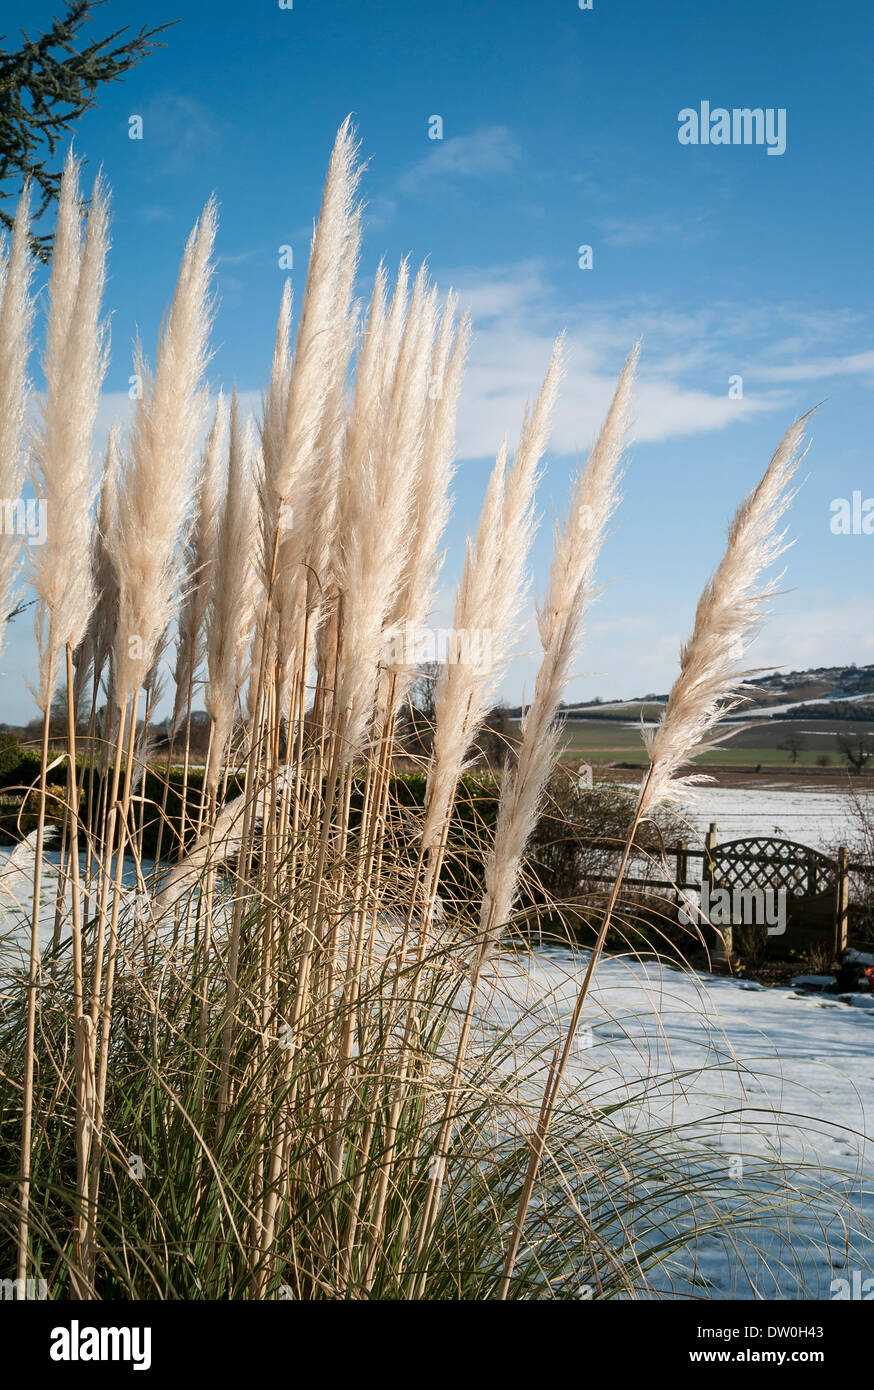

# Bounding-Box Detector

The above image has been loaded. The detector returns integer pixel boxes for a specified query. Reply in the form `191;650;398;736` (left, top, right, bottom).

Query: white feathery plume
278;203;362;716
422;338;565;850
0;183;33;652
477;345;638;958
356;261;388;400
109;197;217;709
205;394;258;793
30;155;110;709
253;280;292;701
385;264;434;436
372;267;440;713
265;119;361;559
153;767;290;915
300;207;361;607
331;262;428;762
406;297;470;608
383;296;470;714
44;150;81;386
259;122;361;713
385;269;439;504
73;426;121;718
312;262;388;703
257;277;292;580
379;259;409;393
640;414;809;814
171;393;227;735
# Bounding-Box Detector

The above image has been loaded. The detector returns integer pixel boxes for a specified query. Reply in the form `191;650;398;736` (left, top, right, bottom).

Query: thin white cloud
494;598;874;711
597;214;699;248
139;93;221;176
755;350;874;384
363;194;398;232
400;126;520;193
748;597;874;674
446;264;787;453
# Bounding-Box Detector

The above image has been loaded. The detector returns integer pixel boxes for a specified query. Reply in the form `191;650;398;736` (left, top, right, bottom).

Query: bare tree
398;661;441;756
778;731;806;764
837;732;873;774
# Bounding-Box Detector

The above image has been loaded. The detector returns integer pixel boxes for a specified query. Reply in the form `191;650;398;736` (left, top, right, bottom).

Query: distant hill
735;663;874;709
509;663;874;723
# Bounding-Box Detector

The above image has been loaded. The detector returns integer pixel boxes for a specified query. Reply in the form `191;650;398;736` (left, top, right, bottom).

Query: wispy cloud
399;125;520;192
141;205;173;223
443;263;787;452
363;194;398;231
597;214;702;248
751;595;874;674
139;93;221;176
755;349;874;384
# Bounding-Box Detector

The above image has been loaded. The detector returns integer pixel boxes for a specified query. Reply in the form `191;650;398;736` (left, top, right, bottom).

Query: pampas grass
172;393;227;739
640;414;808;812
109;198;216;710
262;119;361;720
204;394;257;794
72;427;121;723
477;343;638;962
17;152;109;1283
30;153;109;708
0;183;33;650
331;261;425;762
381;294;471;723
2;122;846;1307
422;337;565;854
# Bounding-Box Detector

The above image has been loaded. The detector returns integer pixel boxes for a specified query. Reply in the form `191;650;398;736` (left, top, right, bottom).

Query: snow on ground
2;839;872;1298
677;785;870;853
721;692;874;719
474;944;874;1298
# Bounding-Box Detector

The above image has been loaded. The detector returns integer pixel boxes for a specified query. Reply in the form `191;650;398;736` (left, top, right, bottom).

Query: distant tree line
783;701;874;721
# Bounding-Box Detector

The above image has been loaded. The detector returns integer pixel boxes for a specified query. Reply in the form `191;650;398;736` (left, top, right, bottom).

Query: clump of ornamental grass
0;122;867;1303
1;859;868;1299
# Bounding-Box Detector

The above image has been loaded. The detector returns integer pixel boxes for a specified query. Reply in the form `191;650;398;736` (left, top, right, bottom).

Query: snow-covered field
678;785;868;853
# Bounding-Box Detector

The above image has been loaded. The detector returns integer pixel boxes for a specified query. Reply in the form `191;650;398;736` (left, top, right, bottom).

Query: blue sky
2;0;873;721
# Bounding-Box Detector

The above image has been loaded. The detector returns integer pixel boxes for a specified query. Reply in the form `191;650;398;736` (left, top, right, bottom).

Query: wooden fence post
676;841;688;889
704;822;732;964
834;846;850;960
703;822;717;892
